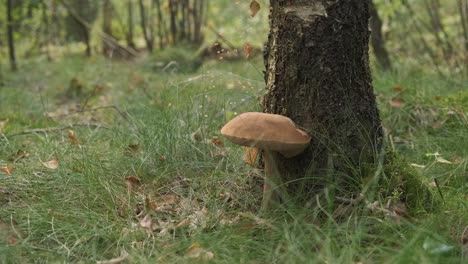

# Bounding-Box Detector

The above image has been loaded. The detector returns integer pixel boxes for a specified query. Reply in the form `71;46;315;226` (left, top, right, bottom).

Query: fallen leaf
0;118;9;133
191;128;203;142
125;176;142;194
211;137;224;147
390;98;405;108
96;251;129;264
244;44;253;59
185;243;214;260
41;158;59;169
249;0;261;17
140;214;155;233
243;147;259;166
0;165;13;175
393;86;405;92
68;130;78;145
423;237;455;254
436;156;452;164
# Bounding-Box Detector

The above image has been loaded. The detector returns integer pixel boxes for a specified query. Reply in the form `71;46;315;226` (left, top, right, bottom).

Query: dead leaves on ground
249;0;261;17
185;243;214;260
41;158;59;170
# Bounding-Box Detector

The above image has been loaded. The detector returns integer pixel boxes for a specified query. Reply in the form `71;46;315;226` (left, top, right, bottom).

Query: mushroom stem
262;150;287;210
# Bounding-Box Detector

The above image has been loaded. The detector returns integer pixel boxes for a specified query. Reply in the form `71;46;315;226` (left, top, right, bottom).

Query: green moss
379;150;440;213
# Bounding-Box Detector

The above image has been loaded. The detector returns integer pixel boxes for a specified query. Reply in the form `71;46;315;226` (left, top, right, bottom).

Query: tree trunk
262;0;383;197
369;1;392;70
169;0;178;45
127;0;136;49
139;0;154;52
154;0;165;49
102;0;113;56
7;0;17;71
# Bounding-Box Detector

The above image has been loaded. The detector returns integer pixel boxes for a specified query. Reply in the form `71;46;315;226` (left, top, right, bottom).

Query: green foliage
64;0;98;42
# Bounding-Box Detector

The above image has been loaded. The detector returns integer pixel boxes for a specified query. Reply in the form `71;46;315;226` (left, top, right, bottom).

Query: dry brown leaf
249;0;261;17
211;137;224;147
68;130;79;145
0;165;13;175
185;243;214;260
140;214;155;233
125;176;142;194
390;97;405;108
243;147;259;166
244;44;253;59
41;158;59;169
393;85;405;92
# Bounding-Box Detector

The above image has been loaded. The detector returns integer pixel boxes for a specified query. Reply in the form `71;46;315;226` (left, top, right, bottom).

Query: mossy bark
262;0;383;196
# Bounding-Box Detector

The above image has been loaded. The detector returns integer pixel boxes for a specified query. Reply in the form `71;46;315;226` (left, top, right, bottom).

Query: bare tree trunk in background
192;0;204;44
180;0;187;41
102;0;113;56
369;1;392;70
185;0;192;42
127;0;136;49
41;0;52;61
154;0;165;49
423;0;454;61
458;0;468;67
262;0;383;197
169;0;178;45
7;0;17;71
139;0;154;52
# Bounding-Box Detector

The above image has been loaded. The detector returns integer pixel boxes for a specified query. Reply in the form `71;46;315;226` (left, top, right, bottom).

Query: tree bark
369;1;392;70
7;0;17;71
262;0;383;196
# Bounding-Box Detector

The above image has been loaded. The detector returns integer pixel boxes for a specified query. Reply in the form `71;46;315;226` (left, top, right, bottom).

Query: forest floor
0;53;467;263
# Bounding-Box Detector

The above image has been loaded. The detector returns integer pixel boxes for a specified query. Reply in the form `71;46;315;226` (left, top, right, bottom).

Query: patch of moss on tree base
377;150;440;214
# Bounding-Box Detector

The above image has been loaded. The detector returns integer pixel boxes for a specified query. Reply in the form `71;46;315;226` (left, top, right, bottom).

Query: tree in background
126;0;136;49
370;1;392;70
7;0;17;71
63;0;98;57
138;0;154;52
262;0;382;196
102;0;114;56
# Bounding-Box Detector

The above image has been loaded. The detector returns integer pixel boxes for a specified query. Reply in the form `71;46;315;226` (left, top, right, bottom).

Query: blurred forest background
0;0;466;75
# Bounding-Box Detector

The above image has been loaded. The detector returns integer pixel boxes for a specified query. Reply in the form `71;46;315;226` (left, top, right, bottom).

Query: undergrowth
0;54;466;263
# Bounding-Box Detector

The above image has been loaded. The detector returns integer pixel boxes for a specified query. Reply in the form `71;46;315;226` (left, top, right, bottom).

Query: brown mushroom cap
220;112;311;158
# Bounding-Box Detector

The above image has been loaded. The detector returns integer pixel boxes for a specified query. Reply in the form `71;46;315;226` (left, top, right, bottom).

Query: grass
0;52;466;263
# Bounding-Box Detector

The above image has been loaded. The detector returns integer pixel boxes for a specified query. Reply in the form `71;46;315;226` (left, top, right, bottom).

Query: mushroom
221;112;311;210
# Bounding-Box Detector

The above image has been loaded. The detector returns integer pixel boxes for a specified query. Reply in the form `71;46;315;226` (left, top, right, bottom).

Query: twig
48;105;130;122
3;124;108;138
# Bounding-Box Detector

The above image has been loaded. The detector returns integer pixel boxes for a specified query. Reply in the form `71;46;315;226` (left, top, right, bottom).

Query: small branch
48;105;131;122
4;124;108;138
